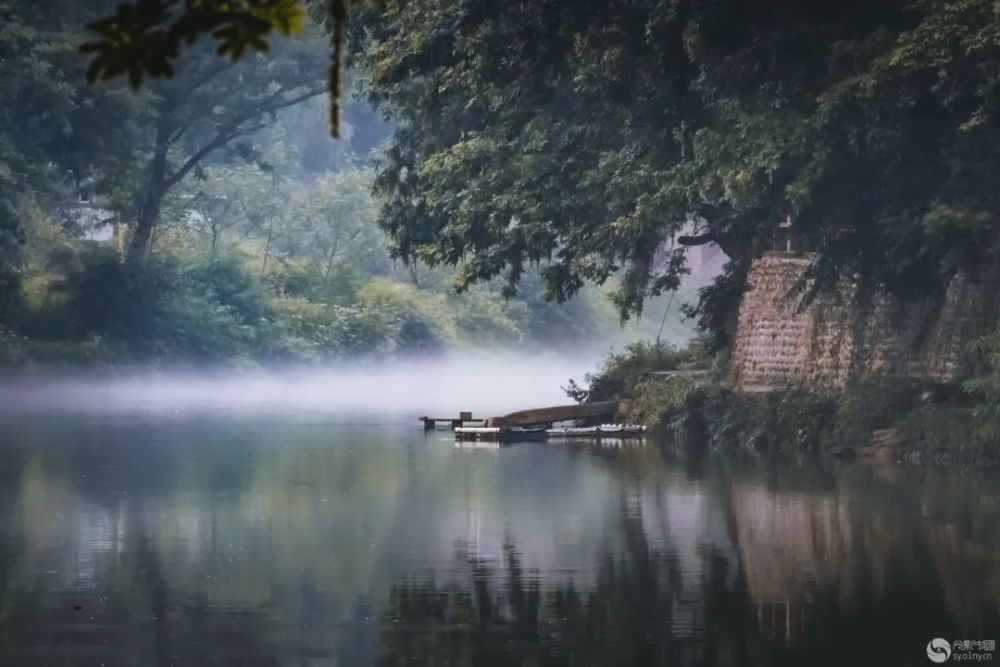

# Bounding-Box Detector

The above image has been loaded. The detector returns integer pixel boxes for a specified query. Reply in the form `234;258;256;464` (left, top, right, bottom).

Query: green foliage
0;201;23;312
574;359;953;451
58;0;1000;368
359;0;1000;334
963;332;1000;444
628;376;698;430
832;380;921;446
692;387;837;453
81;0;382;137
500;273;624;347
272;167;387;290
357;278;519;355
67;253;253;361
0;0;147;308
2;153;650;369
182;164;279;256
262;297;391;360
566;340;708;404
108;16;328;262
0;321;120;368
670;379;977;456
0;0;710;367
52;252;396;364
83;0;308;87
896;404;978;459
187;257;269;326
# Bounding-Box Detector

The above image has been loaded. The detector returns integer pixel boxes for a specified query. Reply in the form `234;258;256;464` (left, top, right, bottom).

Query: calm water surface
0;407;998;666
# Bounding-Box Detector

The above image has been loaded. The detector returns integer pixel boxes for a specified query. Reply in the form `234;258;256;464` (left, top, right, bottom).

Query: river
0;370;998;665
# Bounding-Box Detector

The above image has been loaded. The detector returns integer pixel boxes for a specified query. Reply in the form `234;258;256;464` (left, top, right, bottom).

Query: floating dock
419;412;484;430
423;401;645;442
455;424;646;442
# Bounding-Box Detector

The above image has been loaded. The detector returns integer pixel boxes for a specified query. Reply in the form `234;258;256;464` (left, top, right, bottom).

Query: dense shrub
356;279;522;354
665;380;976;457
187;257;268;325
2;210;667;367
832;379;920;445
262;297;393;361
358;279;457;354
565;340;710;403
963;332;1000;444
3;246;576;367
449;288;523;348
690;386;837;452
66;254;258;361
35;254;422;365
628;375;699;430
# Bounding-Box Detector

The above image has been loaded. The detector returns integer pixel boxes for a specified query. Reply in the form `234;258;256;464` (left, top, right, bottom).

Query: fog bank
0;353;603;418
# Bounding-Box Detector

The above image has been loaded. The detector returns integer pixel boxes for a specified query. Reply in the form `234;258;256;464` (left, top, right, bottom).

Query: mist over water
0;352;600;417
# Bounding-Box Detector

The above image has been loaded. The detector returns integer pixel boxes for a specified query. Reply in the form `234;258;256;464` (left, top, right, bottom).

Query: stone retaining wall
730;254;990;388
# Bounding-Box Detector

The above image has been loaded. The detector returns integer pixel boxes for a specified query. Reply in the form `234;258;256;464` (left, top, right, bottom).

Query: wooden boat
546;424;647;438
454;424;646;442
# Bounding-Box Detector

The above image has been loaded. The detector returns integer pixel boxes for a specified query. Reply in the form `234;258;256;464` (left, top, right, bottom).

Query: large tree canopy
356;0;1000;341
79;0;1000;343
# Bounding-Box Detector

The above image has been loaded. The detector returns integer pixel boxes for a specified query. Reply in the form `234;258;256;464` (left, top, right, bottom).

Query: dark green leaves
81;0;307;88
360;0;1000;330
81;0;385;137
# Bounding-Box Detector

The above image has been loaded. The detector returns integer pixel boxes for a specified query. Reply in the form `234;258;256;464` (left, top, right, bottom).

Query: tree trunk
261;221;274;275
322;237;341;285
128;190;163;265
127;120;171;265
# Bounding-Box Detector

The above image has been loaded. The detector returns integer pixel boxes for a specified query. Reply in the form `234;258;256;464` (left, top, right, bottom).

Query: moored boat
454;423;646;442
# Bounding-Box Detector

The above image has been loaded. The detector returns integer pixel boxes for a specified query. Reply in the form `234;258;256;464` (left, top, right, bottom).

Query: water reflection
0;415;997;665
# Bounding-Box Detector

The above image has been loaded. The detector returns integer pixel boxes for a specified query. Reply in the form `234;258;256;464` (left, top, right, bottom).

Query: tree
184;167;265;256
58;0;1000;345
359;0;701;317
0;0;44;306
121;31;327;264
2;0;330;281
274;167;384;289
354;0;1000;344
0;0;148;308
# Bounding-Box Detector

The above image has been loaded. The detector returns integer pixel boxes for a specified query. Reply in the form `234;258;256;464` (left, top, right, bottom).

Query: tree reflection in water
377;495;761;666
377;447;1000;667
0;416;997;666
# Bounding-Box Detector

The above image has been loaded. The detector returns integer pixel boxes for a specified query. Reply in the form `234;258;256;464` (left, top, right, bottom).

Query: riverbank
676;383;992;466
575;342;999;467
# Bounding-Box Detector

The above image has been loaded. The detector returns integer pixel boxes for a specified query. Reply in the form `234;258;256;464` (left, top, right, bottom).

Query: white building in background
58;180;123;247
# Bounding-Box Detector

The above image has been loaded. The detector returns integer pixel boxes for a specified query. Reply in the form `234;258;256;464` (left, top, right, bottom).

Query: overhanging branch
677;233;716;247
163;87;325;190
